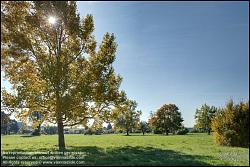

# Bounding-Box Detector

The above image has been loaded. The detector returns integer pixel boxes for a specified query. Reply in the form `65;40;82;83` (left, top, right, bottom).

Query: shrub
153;128;163;134
176;128;189;135
190;128;200;133
211;100;249;147
31;129;41;136
190;128;206;133
84;128;94;135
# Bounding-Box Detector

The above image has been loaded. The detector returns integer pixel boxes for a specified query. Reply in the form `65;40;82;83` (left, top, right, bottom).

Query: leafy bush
211;100;249;147
190;128;206;133
94;128;103;135
84;128;94;135
153;128;164;134
176;128;189;135
190;128;200;133
43;126;58;135
31;129;41;136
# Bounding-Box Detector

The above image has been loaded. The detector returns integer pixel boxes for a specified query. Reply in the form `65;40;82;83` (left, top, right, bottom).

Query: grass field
1;133;249;166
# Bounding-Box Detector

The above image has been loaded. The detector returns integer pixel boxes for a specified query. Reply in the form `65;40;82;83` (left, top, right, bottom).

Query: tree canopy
149;103;183;135
1;1;126;150
112;100;141;136
194;104;218;135
211;100;249;147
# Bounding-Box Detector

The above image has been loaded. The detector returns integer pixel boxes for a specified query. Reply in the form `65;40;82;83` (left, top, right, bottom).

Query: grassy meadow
1;133;249;166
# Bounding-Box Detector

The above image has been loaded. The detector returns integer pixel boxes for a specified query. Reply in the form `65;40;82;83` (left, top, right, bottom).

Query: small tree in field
194;104;218;135
107;122;112;130
149;103;183;135
139;121;149;135
30;111;42;136
1;1;125;150
112;100;141;136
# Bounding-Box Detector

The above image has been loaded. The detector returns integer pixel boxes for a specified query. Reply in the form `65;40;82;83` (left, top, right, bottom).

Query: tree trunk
56;93;65;151
207;128;211;135
165;128;169;136
126;129;129;136
37;124;41;134
57;118;65;151
142;131;145;135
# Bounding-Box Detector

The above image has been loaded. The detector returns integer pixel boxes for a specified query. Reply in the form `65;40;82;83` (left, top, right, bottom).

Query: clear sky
1;1;249;127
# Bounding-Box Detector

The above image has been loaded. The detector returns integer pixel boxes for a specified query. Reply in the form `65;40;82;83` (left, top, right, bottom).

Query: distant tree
1;111;19;134
139;121;149;135
43;125;58;134
148;111;162;134
8;119;19;134
1;111;11;135
191;127;205;133
107;122;112;130
84;126;94;135
30;111;42;136
149;103;183;135
19;122;32;134
112;100;141;136
194;104;218;135
176;126;189;135
212;100;249;147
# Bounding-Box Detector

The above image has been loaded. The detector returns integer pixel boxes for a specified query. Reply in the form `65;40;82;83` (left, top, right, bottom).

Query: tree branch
65;44;85;66
63;116;93;127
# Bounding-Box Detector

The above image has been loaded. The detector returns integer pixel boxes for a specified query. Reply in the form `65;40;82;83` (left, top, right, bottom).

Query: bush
211;100;249;147
43;126;58;135
94;128;103;135
153;129;163;134
190;128;200;133
84;128;94;135
190;128;206;133
176;128;189;135
133;129;141;133
31;129;41;136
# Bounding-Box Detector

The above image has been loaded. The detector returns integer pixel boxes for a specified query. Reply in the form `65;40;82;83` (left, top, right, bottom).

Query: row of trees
39;103;185;136
194;100;249;147
1;102;186;137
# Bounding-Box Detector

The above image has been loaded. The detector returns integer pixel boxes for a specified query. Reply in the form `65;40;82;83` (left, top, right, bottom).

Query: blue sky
1;1;249;127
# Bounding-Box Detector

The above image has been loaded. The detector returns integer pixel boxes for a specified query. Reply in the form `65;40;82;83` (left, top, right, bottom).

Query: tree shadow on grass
20;135;36;138
20;134;39;137
67;146;215;166
1;146;219;166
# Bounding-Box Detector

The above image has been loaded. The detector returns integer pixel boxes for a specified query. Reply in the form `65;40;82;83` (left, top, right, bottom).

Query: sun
48;16;56;24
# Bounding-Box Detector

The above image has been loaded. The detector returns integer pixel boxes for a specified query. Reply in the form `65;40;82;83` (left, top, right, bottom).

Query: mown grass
1;133;249;166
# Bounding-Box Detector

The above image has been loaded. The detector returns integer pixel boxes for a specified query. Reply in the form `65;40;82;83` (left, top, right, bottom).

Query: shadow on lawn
20;135;36;138
1;146;216;166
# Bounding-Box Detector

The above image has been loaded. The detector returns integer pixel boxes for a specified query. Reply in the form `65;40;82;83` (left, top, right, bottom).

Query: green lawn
1;133;249;166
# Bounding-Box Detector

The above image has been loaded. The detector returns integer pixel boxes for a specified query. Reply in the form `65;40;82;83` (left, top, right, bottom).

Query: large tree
194;104;218;135
149;103;183;135
1;1;125;150
112;100;141;136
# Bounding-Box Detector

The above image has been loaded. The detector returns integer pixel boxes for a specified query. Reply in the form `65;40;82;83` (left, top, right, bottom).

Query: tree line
1;102;187;136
